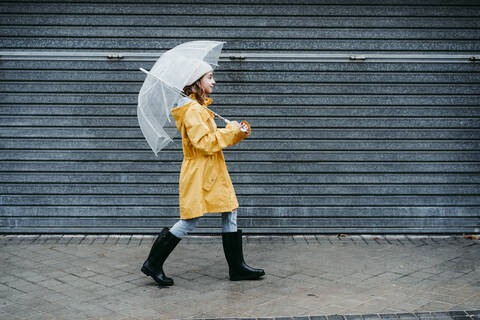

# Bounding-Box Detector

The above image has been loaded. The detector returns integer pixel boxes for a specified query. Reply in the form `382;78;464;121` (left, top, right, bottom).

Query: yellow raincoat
171;94;248;220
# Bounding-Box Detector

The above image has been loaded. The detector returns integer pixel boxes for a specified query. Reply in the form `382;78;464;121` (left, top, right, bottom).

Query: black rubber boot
141;227;181;286
222;229;265;281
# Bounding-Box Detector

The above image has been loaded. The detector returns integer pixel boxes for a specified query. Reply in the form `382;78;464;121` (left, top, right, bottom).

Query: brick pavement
0;234;479;320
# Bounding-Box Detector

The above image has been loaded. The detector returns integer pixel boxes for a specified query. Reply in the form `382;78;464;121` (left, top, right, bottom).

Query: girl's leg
170;217;200;239
221;210;238;233
141;217;200;286
221;209;265;281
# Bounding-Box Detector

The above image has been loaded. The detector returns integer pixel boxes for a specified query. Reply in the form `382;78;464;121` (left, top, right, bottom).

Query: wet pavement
0;234;479;319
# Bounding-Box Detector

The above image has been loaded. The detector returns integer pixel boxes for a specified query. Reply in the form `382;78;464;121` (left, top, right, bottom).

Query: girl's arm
184;106;247;154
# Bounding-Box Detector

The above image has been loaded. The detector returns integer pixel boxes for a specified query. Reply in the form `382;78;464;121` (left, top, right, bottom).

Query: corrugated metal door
1;1;479;233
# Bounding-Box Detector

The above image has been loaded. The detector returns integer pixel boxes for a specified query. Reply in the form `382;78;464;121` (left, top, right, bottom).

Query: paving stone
431;311;455;320
32;301;66;313
398;313;418;320
414;312;435;320
345;315;363;320
0;303;36;318
380;314;399;320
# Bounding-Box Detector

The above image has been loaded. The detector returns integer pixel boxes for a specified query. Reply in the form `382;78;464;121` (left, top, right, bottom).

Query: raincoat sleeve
184;107;247;154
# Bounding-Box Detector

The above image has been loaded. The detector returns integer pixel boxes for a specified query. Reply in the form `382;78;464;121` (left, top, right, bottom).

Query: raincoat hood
171;94;213;128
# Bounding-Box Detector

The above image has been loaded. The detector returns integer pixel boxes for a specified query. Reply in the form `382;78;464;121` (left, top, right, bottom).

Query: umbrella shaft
207;109;230;124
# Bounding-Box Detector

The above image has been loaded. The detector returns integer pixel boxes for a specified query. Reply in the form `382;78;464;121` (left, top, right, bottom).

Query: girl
141;59;265;286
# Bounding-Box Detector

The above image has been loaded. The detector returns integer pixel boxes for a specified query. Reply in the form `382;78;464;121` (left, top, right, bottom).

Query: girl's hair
183;77;208;106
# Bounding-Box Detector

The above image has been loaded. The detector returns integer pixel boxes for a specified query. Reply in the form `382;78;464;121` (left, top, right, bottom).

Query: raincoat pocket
203;160;218;192
203;173;217;191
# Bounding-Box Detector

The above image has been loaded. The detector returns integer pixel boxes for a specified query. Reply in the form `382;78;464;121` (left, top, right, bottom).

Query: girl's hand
229;121;250;135
239;122;249;134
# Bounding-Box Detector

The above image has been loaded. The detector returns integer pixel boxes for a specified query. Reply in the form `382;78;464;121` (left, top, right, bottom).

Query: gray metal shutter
1;1;479;234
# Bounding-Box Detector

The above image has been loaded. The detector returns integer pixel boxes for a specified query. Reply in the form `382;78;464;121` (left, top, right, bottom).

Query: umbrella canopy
137;40;225;155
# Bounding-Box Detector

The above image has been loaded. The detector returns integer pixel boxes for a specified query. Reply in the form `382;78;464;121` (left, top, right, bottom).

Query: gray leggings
169;210;237;239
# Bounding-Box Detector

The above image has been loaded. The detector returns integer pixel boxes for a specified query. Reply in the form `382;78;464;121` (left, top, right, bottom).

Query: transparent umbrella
137;40;227;155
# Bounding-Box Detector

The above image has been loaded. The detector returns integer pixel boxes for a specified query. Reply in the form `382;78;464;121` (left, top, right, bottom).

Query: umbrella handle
240;121;251;136
211;111;250;136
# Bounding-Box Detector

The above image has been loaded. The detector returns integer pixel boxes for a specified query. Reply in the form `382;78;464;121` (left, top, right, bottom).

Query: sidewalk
0;234;479;320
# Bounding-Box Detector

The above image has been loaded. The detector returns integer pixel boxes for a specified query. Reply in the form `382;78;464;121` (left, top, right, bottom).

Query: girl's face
199;71;216;94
